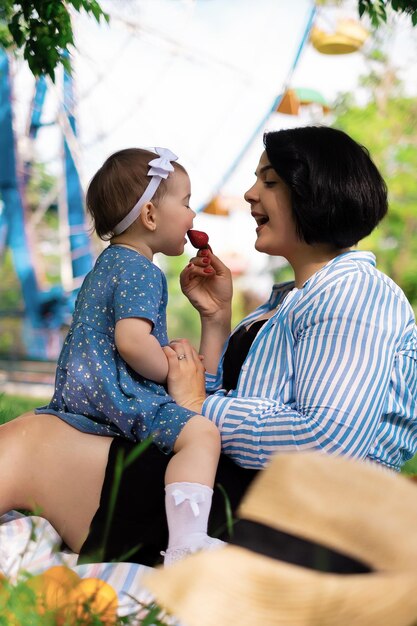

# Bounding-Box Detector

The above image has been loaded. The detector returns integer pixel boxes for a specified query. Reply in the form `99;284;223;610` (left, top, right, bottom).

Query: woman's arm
163;340;207;413
199;314;231;376
180;250;232;374
202;272;411;468
115;318;168;383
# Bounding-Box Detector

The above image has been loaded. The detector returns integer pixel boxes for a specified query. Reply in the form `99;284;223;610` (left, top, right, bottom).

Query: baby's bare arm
115;317;168;383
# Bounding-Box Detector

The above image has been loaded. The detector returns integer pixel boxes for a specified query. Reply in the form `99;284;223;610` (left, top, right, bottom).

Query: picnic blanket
0;510;158;620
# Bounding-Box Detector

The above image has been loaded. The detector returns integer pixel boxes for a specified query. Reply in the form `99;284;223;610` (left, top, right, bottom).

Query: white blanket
0;510;157;619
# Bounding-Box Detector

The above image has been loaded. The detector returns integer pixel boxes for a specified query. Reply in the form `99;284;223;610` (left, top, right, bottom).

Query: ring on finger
177;354;187;360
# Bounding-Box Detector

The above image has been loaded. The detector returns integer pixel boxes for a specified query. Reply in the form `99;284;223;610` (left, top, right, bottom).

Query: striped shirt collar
271;250;376;304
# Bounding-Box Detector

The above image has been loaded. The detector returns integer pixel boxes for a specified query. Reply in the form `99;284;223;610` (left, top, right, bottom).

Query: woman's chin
254;238;267;253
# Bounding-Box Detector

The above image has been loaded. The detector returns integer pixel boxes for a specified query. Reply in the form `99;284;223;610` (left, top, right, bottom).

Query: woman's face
244;151;300;258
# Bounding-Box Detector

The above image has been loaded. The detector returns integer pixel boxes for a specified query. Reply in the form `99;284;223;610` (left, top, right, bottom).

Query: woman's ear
140;202;157;231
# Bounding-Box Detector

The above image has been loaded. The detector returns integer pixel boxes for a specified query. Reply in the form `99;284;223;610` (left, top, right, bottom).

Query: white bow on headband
148;147;178;179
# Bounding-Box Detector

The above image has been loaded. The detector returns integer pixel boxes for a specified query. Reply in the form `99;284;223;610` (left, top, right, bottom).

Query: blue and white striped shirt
203;251;417;471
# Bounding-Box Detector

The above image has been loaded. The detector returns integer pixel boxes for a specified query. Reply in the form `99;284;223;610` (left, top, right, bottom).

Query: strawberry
187;229;211;250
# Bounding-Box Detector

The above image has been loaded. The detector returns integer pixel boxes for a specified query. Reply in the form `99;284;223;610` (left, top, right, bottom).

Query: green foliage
26;162;57;211
162;253;246;345
0;0;109;80
358;0;417;26
0;250;21;311
332;56;417;313
161;254;202;346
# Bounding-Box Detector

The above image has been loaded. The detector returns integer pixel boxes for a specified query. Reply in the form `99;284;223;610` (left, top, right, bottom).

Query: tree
0;0;108;80
0;1;416;80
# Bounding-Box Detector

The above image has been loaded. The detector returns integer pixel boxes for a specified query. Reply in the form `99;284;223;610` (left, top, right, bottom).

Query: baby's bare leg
163;416;222;564
0;412;112;552
165;415;220;486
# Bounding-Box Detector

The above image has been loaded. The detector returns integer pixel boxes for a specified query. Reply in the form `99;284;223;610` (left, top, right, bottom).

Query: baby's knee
195;416;221;456
198;414;219;437
177;414;220;450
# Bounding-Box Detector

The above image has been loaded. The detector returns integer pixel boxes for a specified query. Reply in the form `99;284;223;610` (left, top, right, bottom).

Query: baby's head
86;148;188;240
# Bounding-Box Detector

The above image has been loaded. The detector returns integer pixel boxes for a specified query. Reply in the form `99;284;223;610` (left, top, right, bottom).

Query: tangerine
59;577;118;625
42;565;81;591
25;573;68;614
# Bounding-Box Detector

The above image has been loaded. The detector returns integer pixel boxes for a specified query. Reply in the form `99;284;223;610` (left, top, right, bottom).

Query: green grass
0;394;50;424
401;453;417;475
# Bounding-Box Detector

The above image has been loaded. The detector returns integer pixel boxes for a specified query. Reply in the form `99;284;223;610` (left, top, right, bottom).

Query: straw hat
144;452;417;626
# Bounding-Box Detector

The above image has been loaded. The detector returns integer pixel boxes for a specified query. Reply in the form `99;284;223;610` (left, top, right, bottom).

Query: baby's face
153;169;196;256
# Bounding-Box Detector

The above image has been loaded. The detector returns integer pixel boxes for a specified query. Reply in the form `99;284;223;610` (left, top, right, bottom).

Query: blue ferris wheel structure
0;48;93;360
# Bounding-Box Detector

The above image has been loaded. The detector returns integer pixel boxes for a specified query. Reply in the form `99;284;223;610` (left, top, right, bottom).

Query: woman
1;126;416;566
169;125;417;471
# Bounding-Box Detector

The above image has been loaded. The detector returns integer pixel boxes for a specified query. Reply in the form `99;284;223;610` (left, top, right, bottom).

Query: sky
9;0;417;298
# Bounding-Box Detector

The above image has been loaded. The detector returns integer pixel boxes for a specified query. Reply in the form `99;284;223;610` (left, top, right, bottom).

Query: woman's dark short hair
263;126;388;248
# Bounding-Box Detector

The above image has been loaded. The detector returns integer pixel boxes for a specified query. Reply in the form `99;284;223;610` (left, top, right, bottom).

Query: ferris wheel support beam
23;76;48;187
0;48;49;358
63;61;93;285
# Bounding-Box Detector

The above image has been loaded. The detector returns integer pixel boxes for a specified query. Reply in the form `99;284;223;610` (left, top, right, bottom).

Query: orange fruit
25;573;68;614
42;565;81;591
60;577;118;625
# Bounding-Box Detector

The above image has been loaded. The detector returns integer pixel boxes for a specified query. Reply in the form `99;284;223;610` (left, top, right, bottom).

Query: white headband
112;147;178;235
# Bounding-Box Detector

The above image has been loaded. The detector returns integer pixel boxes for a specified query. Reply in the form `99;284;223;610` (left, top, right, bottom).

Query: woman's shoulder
305;250;411;311
306;251;401;296
332;251;411;304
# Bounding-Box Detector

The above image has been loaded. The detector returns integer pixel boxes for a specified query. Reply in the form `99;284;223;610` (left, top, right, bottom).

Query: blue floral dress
36;245;195;453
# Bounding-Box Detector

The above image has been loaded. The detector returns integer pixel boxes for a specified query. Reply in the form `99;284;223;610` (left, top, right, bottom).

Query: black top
222;319;267;391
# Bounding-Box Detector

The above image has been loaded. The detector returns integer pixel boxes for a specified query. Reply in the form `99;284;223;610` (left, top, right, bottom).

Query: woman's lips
252;212;268;233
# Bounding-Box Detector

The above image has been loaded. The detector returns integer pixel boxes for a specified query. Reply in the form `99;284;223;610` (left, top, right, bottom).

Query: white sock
165;481;214;549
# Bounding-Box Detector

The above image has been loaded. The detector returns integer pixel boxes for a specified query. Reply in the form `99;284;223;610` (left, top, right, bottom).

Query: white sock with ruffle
163;481;225;566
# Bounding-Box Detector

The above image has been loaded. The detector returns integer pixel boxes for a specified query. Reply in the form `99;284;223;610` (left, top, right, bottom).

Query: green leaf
216;482;235;539
141;604;167;626
91;1;102;22
9;14;25;47
112;542;144;563
123;436;154;468
100;446;125;557
61;54;72;75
